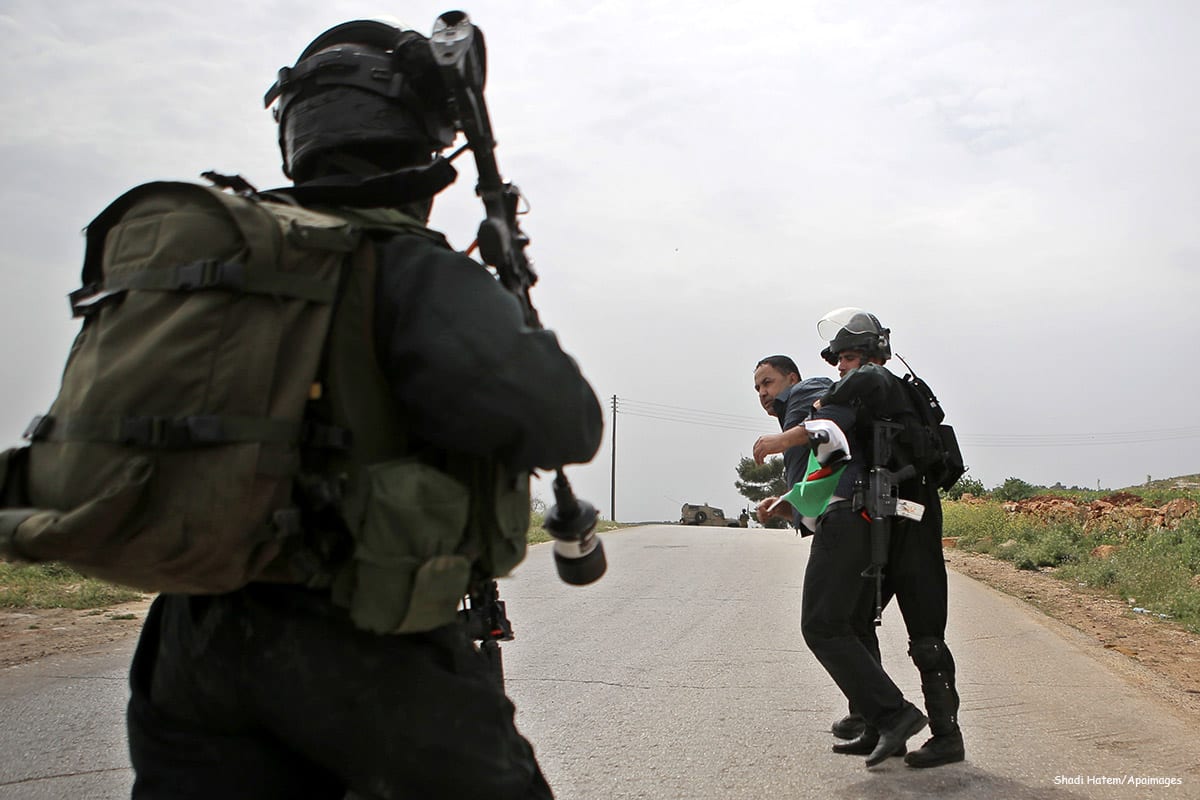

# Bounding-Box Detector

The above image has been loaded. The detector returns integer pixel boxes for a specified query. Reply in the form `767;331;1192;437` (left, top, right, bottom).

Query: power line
958;428;1200;447
618;397;766;425
611;395;1200;448
606;394;1200;520
618;410;769;433
615;397;772;433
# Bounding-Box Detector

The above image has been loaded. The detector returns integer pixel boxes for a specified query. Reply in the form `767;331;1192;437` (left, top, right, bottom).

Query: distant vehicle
680;503;746;528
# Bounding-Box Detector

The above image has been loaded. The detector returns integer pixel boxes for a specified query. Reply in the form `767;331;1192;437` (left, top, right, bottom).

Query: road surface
1;524;1196;798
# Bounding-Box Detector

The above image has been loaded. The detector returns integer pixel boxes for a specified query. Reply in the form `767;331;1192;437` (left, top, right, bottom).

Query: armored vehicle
680;503;745;527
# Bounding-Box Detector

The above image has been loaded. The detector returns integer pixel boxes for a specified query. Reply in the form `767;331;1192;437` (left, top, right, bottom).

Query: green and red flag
777;452;846;518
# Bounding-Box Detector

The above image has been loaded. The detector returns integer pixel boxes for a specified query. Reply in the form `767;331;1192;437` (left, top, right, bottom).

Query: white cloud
2;0;1199;521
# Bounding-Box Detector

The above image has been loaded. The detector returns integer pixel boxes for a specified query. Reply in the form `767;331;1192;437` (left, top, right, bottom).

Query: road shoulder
1;597;153;670
944;547;1200;719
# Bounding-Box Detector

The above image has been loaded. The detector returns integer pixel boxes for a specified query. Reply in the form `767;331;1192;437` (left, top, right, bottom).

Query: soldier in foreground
2;14;601;799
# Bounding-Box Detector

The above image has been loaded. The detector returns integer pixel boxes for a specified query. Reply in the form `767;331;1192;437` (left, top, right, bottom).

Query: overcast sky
2;0;1198;522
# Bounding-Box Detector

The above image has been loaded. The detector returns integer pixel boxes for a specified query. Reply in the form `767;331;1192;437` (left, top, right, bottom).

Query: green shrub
946;500;1200;633
992;477;1038;502
943;475;986;501
528;509;550;544
943;501;1045;556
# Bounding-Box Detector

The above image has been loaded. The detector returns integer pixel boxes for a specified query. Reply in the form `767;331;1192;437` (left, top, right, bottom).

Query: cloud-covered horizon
3;0;1198;520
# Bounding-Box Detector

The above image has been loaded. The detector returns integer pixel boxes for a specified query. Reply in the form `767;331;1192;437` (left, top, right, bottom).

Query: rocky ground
3;552;1200;721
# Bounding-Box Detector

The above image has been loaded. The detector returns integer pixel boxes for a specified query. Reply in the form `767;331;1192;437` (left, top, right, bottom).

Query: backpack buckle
175;260;246;291
120;416;191;447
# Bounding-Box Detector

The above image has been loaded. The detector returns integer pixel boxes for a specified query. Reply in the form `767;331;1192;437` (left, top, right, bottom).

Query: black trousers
800;505;912;727
882;502;949;643
127;585;553;800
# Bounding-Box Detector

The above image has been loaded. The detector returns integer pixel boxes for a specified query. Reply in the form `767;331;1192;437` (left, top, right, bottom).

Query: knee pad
908;636;955;673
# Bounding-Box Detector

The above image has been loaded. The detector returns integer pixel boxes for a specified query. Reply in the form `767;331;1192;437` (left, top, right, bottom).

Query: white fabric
802;418;851;466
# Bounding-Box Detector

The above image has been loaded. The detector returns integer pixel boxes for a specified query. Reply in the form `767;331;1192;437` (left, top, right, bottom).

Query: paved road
1;642;134;798
2;524;1197;799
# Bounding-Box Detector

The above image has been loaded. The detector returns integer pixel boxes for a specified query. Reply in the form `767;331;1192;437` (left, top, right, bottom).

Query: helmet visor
817;307;878;340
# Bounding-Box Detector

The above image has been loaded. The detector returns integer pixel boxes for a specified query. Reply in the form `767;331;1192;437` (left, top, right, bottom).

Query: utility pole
610;395;618;521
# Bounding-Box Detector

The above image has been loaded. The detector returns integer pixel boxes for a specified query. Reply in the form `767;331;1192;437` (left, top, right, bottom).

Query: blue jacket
772;376;833;527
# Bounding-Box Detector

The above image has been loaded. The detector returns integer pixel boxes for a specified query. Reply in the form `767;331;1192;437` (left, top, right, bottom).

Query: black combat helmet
818;307;892;365
263;20;457;182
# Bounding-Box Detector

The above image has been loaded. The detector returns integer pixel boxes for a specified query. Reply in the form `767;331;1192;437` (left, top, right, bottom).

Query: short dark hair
755;355;801;379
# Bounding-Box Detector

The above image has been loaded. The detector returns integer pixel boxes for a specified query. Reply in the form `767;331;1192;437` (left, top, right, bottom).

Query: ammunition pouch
327;455;530;636
333;459;473;635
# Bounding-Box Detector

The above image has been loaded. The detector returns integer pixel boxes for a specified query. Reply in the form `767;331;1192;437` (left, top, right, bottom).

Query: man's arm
760;376;836;462
753;425;810;464
374;235;602;470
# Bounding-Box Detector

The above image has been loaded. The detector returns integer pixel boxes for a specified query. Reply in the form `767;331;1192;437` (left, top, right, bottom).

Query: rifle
860;421;921;626
429;12;605;678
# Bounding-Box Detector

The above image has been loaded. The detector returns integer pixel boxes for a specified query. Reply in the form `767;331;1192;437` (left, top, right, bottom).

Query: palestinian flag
779;452;846;517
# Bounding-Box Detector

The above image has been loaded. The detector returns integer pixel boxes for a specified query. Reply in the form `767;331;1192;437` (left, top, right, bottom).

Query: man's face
835;350;865;378
754;364;800;415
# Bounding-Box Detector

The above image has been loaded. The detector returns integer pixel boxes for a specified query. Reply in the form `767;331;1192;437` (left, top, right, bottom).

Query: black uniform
803;364;959;748
126;228;603;800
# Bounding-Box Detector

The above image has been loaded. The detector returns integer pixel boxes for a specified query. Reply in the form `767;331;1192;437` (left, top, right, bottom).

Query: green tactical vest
0;181;528;634
314;206;531;634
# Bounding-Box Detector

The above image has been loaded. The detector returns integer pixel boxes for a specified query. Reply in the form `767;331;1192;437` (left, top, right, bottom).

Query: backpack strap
95;259;338;305
23;414;301;448
297;202;440;240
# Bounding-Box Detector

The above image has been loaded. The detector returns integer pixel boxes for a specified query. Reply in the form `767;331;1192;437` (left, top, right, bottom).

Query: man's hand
756;496;793;524
753;433;785;464
753;425;810;464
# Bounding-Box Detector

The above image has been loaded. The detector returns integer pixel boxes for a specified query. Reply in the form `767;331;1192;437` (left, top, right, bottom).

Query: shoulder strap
310;205;452;248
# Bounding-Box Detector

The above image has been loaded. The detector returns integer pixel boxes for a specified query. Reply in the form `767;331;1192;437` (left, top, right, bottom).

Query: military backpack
0;180;529;633
896;371;966;492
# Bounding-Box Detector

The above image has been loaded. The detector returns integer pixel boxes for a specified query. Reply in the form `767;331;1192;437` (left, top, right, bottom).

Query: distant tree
993;476;1038;502
735;456;790;528
942;473;986;501
735;456;787;504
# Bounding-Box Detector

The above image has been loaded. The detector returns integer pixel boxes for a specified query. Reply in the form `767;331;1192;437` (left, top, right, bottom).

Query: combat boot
904;730;964;768
905;668;964;768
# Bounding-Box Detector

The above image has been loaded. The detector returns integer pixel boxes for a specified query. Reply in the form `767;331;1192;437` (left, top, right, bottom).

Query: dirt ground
0;596;154;669
3;553;1200;717
943;547;1200;718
